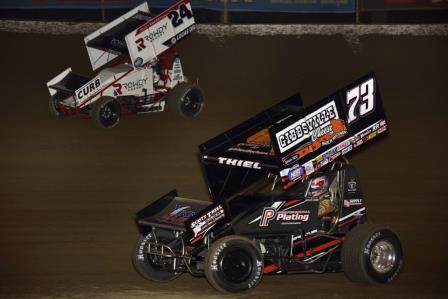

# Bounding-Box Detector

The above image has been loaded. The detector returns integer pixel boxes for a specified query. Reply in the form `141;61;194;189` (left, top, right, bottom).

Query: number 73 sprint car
132;73;403;293
46;0;204;129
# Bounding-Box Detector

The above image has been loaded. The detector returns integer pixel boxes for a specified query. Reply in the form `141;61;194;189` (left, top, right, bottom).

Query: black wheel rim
181;88;203;117
220;247;253;283
99;101;119;127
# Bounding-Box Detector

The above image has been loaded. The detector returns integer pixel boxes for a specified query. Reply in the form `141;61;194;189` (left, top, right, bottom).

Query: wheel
49;96;63;118
168;82;204;118
132;229;181;282
342;224;403;284
205;235;263;293
91;97;121;129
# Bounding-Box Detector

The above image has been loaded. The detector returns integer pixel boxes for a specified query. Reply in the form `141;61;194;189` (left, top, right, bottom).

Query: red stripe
190;235;202;245
263;264;278;274
295;237;345;258
282;199;301;209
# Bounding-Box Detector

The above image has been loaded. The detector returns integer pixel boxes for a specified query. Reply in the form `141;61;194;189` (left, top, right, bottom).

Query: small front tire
49;96;63;118
205;235;263;293
168;82;204;118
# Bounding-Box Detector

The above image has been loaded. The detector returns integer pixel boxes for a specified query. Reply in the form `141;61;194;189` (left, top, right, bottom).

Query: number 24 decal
168;3;193;28
346;78;376;124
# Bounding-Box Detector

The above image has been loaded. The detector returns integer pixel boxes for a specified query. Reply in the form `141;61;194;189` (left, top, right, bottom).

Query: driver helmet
310;176;328;197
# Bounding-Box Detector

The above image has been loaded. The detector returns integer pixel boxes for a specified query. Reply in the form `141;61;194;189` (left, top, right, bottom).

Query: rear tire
342;224;403;284
168;82;204;118
132;229;181;283
49;96;63;118
205;235;263;293
91;97;121;129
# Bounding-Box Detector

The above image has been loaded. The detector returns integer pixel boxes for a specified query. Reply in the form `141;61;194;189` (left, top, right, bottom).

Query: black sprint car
132;73;403;293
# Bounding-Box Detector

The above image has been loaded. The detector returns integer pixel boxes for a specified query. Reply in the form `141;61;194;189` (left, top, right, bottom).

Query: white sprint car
47;0;204;129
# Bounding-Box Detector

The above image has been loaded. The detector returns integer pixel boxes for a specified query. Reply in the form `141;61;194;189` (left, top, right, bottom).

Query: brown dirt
0;31;447;299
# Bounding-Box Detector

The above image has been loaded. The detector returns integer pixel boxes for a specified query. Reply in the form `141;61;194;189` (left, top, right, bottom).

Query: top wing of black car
200;73;388;202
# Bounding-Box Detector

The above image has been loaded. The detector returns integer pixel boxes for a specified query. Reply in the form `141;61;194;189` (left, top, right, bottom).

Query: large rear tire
205;235;263;293
91;97;121;129
342;224;403;284
168;82;204;118
132;229;181;283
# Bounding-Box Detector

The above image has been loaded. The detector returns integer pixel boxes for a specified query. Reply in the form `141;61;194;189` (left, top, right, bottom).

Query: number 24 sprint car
46;0;204;129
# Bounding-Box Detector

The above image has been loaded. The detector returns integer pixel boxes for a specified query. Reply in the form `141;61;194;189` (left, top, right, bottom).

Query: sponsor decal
276;101;339;153
288;164;305;182
282;118;347;163
76;77;101;100
347;179;357;193
123;78;148;92
171;58;183;82
228;143;273;157
337;139;351;152
343;198;363;207
364;131;378;142
160;205;197;224
113;83;122;96
191;205;225;237
354;139;363;148
135;38;145;51
304;161;315;176
217;157;262;170
135;22;169;52
329;151;341;162
134;57;144;67
378;125;387;134
341;144;353;155
110;38;126;50
259;207;310;227
162;24;196;48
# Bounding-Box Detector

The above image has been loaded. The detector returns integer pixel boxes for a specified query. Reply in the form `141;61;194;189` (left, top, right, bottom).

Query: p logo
259;208;276;227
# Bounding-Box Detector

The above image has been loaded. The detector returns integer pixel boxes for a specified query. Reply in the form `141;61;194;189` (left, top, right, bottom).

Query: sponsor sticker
75;77;101;101
288;164;305;182
160;205;197;224
343;198;363;207
260;207;310;226
304;161;315;176
191;205;225;237
217;157;262;170
275;101;339;153
347;179;357;193
134;57;144;67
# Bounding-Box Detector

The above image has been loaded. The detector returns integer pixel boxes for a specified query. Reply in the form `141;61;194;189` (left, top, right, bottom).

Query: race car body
133;73;403;293
46;0;203;129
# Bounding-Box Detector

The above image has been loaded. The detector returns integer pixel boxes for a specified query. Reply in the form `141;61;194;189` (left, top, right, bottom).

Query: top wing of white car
84;2;151;71
84;0;196;71
125;0;196;68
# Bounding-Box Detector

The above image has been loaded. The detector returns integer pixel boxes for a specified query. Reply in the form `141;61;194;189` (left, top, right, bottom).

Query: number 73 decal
346;78;376;124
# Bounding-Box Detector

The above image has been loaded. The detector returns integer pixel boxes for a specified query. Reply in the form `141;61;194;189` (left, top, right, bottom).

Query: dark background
0;31;447;298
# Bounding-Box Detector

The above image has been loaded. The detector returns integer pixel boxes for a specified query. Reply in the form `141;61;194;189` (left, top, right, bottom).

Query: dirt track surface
0;31;447;299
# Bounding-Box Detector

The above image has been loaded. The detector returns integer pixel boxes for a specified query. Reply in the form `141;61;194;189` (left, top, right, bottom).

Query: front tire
91;97;121;129
205;235;263;293
342;224;403;284
168;82;204;118
132;229;181;283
